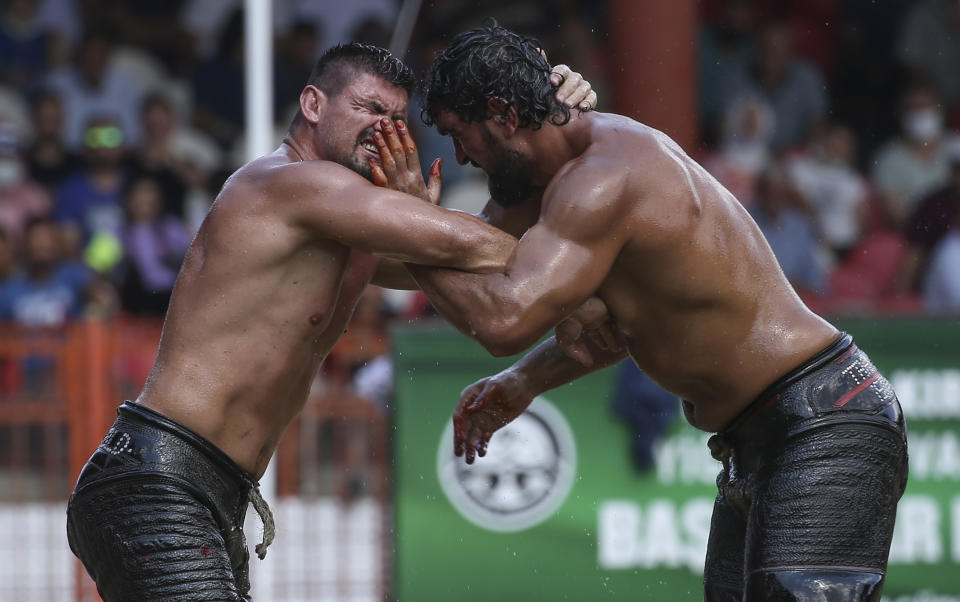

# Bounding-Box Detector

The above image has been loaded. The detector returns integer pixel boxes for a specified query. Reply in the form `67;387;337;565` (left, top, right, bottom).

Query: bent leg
743;422;907;601
67;477;248;601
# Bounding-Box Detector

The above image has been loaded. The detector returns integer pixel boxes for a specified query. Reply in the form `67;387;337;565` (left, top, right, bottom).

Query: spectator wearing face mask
0;124;52;246
871;84;960;228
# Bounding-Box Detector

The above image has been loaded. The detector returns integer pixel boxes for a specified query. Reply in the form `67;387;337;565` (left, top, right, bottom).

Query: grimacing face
315;72;409;182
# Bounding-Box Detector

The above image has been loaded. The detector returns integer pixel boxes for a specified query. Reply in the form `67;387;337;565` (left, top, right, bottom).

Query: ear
486;97;519;137
299;85;326;125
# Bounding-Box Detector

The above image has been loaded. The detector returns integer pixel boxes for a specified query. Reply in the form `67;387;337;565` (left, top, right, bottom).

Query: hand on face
555;296;623;366
453;371;534;464
370;117;443;205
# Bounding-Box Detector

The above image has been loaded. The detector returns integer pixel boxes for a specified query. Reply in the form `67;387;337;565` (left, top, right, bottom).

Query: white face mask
0;159;23;188
903;108;943;144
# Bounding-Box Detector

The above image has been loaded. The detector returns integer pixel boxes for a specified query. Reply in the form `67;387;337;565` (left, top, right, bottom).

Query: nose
453;139;469;165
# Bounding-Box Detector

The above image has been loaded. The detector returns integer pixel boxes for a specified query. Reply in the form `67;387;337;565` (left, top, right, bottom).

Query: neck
522;113;589;186
282;122;321;162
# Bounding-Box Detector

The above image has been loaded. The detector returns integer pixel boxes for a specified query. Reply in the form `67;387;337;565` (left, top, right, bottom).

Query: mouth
360;138;378;155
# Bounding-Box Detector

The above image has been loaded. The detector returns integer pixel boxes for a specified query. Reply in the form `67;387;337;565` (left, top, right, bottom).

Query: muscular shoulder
227;154;366;203
541;116;672;218
543;115;708;241
588;115;693;188
539;150;630;242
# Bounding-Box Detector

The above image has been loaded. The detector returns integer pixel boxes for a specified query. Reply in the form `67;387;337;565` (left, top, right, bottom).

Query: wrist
499;365;536;399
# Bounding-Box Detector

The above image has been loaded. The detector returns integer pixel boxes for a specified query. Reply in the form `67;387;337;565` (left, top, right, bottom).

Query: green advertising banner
393;319;960;601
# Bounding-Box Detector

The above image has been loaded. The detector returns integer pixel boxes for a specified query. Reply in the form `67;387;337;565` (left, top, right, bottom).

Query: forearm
368;208;516;273
406;264;545;356
372;258;419;290
506;335;628;397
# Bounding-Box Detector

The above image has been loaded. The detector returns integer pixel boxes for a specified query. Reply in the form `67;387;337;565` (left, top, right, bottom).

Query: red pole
607;0;699;152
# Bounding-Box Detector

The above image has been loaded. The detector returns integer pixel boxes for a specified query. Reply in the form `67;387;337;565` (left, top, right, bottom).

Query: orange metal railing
0;318;393;601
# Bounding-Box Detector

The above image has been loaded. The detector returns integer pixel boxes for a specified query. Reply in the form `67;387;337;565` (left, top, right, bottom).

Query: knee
745;568;884;601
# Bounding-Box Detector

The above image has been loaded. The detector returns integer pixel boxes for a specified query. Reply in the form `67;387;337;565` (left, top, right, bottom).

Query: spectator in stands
0;228;14;285
923;210;960;312
129;92;223;231
610;360;678;472
128;93;190;218
899;141;960;293
0;0;54;91
872;84;960;229
704;94;775;208
53;116;128;253
698;0;757;146
274;21;322;123
0;216;91;326
897;0;960;109
190;9;245;148
44;28;145;149
786;122;868;261
24;90;81;192
0;124;52;245
726;20;829;151
116;175;190;316
751;164;828;296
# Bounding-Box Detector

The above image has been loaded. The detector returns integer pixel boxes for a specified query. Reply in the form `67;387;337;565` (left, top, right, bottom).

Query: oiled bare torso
137;150;375;477
570;115;837;430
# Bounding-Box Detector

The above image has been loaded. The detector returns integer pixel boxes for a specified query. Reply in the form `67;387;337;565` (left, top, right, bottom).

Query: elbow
473;314;541;357
457;229;515;273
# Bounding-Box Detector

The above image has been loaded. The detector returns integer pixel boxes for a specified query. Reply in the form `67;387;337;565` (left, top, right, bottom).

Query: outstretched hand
370;117;442;205
556;297;623;366
453;371;535;464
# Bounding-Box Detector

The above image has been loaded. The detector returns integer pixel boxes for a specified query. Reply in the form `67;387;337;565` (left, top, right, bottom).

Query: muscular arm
281;160;518;273
407;159;629;356
454;335;627;462
511;334;628;395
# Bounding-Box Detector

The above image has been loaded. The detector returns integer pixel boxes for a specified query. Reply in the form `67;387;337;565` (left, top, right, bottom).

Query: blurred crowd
697;0;960;314
0;0;958;346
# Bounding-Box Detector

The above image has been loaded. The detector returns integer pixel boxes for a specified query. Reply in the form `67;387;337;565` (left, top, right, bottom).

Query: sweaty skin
407;109;839;455
135;73;518;478
134;65;598;478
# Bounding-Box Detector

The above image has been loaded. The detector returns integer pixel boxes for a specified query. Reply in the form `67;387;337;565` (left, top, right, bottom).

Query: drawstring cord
249;485;275;560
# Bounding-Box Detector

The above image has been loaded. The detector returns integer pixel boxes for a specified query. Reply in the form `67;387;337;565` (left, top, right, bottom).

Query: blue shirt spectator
751;166;828;295
0;217;91;326
54;117;128;247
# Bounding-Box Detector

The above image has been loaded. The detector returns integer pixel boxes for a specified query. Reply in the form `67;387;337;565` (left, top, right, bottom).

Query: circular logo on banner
436;396;577;532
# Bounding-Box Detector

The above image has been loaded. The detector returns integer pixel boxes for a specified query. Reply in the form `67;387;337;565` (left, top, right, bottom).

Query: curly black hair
422;23;570;130
307;43;416;98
